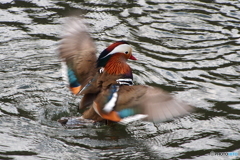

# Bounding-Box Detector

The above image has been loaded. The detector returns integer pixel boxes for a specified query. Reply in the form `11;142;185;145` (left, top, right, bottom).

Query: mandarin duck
58;17;193;125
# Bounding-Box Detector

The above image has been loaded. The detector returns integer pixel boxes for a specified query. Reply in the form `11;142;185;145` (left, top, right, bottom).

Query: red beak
129;55;137;60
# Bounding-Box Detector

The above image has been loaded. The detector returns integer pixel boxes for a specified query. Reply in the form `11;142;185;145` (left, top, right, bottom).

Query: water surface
0;0;240;159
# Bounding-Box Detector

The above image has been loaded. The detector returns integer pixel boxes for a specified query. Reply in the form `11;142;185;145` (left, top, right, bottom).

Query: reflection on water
0;0;240;159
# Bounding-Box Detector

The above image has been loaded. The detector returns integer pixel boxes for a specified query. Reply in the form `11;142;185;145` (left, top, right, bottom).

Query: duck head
97;41;137;68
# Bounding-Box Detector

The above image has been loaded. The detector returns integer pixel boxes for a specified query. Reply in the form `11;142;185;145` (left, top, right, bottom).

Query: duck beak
129;55;137;60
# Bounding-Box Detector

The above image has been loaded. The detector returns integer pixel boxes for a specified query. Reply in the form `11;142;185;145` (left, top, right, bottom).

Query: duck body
59;17;193;124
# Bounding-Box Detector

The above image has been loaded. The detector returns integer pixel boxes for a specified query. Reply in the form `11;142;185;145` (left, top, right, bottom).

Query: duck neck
104;54;132;78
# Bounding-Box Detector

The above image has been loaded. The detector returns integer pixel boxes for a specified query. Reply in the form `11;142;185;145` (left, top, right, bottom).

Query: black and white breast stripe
116;78;133;86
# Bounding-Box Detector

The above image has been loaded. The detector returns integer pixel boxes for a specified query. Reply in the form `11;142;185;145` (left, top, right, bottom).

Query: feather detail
97;41;129;67
61;62;69;85
116;78;133;86
103;85;119;113
68;68;80;87
82;105;104;121
120;114;148;124
93;102;121;122
67;67;81;95
117;108;135;118
104;53;132;78
115;85;193;123
61;62;81;95
59;17;98;95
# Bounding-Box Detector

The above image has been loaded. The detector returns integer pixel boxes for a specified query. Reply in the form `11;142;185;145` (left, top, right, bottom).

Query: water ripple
0;0;240;159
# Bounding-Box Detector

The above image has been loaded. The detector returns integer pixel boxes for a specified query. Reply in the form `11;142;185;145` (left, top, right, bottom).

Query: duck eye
125;51;128;54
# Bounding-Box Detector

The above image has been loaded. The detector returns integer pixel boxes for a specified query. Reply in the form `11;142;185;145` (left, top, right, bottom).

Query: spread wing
135;86;193;122
59;17;97;94
93;85;193;123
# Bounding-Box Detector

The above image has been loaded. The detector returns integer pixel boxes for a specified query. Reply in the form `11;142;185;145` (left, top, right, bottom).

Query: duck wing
59;17;97;94
93;85;193;123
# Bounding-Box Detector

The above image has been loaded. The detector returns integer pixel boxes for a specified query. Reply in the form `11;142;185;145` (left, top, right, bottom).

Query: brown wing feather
141;86;193;122
82;106;104;121
59;17;97;87
115;85;193;122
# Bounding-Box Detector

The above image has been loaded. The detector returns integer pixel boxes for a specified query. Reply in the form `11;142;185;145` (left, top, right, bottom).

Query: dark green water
0;0;240;159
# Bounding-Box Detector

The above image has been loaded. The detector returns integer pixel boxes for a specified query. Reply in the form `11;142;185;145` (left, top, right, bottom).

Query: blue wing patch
68;68;80;87
118;108;135;118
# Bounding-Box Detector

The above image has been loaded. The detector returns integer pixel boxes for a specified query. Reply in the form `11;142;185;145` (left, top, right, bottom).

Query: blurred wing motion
93;85;193;123
59;17;97;95
58;17;194;126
